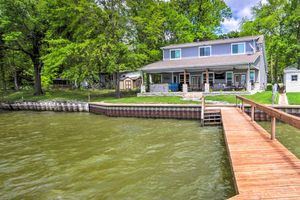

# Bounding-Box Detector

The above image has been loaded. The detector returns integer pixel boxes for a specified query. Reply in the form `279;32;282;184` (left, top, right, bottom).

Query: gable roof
142;52;261;72
284;64;299;72
161;35;264;50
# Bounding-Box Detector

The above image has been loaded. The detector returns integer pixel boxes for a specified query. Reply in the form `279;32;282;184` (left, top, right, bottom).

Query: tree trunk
13;69;19;91
115;71;121;98
31;56;43;95
274;55;279;83
0;64;6;93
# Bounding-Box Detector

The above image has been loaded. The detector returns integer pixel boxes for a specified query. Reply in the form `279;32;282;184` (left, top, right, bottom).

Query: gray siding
182;47;198;58
163;40;256;60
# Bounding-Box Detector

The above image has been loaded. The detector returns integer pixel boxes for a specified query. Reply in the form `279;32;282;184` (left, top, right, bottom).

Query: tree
240;0;300;82
0;0;49;95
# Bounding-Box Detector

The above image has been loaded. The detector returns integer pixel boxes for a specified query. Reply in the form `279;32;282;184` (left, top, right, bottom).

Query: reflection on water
258;121;300;159
0;111;235;199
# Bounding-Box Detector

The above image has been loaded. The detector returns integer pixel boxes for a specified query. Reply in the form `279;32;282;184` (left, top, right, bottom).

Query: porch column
205;68;210;92
184;69;186;84
140;71;146;93
171;72;174;83
182;69;188;93
149;73;153;84
247;65;251;92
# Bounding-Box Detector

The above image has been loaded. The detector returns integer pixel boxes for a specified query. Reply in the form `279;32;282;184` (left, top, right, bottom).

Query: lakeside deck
222;107;300;199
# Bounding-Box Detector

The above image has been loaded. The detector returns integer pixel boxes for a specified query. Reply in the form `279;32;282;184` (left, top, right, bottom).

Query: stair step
204;114;221;117
204;118;221;121
204;122;222;126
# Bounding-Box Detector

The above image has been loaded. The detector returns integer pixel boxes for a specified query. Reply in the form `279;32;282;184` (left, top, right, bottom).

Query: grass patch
1;88;284;105
103;96;197;104
205;95;236;104
205;91;277;104
0;88;135;102
0;89;196;104
287;93;300;105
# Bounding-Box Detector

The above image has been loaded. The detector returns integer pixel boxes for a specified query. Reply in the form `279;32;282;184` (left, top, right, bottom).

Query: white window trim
225;71;233;84
170;49;181;60
201;72;215;84
199;46;212;57
231;42;246;55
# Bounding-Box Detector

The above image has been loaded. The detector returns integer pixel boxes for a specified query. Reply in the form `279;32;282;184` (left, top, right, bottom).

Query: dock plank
221;108;300;199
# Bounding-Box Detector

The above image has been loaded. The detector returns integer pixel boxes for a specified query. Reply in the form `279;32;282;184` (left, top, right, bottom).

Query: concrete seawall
89;103;202;119
1;101;299;121
0;101;89;112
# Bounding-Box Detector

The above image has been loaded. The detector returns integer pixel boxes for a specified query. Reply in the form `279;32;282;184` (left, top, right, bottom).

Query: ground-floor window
250;70;255;83
202;72;214;85
226;71;233;86
173;75;177;83
291;75;298;81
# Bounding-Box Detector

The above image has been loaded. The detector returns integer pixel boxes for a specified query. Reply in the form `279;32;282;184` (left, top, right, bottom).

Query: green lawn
103;96;197;104
206;91;276;104
0;89;195;104
0;89;287;105
287;93;300;105
1;89;117;102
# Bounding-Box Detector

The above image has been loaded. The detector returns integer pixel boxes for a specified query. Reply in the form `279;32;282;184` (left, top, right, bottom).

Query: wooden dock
222;108;300;199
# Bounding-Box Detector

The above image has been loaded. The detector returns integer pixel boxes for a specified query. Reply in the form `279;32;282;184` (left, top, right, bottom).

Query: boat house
140;35;268;94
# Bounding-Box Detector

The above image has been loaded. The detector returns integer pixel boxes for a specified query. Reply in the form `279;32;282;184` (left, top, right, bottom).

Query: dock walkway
222;108;300;199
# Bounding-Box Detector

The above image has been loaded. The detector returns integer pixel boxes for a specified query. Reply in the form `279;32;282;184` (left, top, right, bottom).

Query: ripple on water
0;111;236;199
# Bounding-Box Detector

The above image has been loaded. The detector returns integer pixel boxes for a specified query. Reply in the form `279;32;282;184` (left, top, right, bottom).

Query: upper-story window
231;43;245;54
199;46;211;57
170;49;181;60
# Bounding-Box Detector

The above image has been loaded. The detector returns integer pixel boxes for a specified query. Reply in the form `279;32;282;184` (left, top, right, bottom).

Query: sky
222;0;267;33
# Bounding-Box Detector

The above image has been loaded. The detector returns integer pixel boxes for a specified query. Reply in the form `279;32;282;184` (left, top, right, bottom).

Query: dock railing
201;96;205;126
236;95;300;140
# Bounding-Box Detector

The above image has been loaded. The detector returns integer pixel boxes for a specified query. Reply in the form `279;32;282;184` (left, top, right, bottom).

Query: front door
191;76;201;90
125;80;131;89
234;74;246;87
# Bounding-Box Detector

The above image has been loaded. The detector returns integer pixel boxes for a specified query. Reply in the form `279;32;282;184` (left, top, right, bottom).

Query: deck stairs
203;108;221;126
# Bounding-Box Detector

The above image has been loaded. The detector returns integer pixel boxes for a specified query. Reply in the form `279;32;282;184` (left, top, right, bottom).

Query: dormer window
199;46;211;57
170;49;181;60
231;43;245;54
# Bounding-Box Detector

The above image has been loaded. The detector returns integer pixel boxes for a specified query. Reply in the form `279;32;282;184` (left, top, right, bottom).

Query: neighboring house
119;72;142;90
141;35;267;93
52;78;72;88
284;64;300;92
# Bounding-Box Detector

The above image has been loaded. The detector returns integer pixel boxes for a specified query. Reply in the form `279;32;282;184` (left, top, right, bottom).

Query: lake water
0;111;235;199
258;121;300;159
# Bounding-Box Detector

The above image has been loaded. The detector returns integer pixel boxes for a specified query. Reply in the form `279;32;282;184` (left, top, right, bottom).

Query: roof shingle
142;53;261;72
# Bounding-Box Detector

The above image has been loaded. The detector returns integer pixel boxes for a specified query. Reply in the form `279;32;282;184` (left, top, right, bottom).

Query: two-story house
141;35;267;93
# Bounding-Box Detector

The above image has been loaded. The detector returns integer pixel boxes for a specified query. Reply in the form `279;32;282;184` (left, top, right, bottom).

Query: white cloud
237;7;252;19
221;18;240;33
222;0;267;33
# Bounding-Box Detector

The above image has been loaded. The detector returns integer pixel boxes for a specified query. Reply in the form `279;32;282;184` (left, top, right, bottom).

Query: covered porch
140;66;259;94
140;53;261;94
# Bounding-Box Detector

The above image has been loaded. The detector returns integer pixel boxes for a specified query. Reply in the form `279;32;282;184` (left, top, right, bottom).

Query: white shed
284;64;300;92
